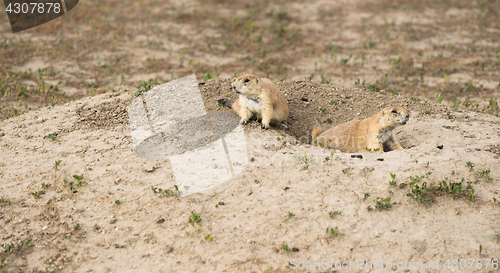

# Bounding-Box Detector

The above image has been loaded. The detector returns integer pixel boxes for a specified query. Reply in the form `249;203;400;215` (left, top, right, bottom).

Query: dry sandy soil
1;0;500;272
0;79;499;273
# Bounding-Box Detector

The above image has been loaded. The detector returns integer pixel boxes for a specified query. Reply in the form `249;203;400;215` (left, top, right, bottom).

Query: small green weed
373;197;392;210
328;211;341;218
204;70;215;80
305;73;314;82
466;162;474;170
326;226;339;237
389;173;397;187
294;152;310;163
436;93;444;103
134;80;154;96
285;211;295;218
476;169;492;182
189;210;201;226
54;160;62;170
281;243;291;253
73;174;83;180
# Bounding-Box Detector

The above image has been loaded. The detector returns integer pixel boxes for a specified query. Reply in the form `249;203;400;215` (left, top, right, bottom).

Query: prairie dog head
231;74;262;97
379;106;410;128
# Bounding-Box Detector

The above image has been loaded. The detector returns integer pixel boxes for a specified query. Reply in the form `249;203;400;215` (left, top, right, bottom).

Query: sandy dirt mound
1;79;499;272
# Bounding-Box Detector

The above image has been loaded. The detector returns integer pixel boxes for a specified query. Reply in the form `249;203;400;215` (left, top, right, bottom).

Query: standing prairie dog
218;74;289;129
312;106;410;153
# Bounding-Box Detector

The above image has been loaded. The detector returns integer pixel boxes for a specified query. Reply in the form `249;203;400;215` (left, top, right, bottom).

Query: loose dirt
0;79;499;272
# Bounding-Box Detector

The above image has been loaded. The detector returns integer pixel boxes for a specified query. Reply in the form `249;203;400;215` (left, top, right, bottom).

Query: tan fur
312;106;410;153
229;74;288;129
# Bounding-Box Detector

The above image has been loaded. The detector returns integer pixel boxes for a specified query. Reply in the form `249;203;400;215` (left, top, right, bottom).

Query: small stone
143;163;155;172
85;79;97;87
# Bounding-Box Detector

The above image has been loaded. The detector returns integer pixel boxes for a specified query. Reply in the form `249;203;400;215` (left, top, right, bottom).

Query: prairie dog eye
391;109;398;114
244;79;250;83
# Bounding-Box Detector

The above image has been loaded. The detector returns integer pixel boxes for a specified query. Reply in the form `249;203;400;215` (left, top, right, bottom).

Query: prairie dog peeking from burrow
312;106;410;153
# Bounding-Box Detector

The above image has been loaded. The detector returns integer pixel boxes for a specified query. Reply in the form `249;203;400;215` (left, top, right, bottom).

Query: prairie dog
218;74;288;129
312;106;410;153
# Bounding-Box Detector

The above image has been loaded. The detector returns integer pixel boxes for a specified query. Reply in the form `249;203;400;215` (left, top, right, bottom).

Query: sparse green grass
73;174;83;180
476;169;492;182
281;243;291;253
367;83;380;92
373;197;392;210
285;211;295;218
328;211;341;218
326;226;339;237
405;175;476;203
134;79;155;97
389;173;397;187
204;70;216;80
294;152;311;170
294;152;310;163
364;193;371;200
189;210;201;226
305;73;314;82
1;242;14;253
436;93;444;103
54;160;62;170
204;234;213;242
276;136;287;146
114;199;121;205
466;161;474;170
